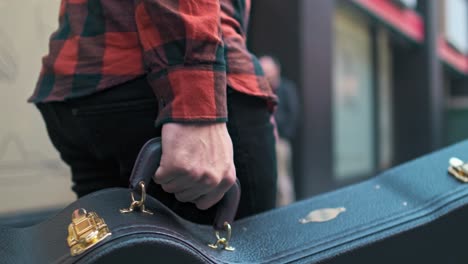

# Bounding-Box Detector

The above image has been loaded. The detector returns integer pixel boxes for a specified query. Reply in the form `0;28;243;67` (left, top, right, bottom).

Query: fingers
155;165;236;209
194;167;236;210
174;188;206;203
161;177;193;194
153;166;177;185
194;190;225;210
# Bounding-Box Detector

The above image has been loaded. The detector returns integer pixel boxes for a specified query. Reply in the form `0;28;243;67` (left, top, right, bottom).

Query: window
445;0;468;55
333;8;374;181
392;0;418;10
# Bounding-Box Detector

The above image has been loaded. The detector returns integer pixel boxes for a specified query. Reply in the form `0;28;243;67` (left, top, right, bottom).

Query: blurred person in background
29;0;277;223
259;56;300;206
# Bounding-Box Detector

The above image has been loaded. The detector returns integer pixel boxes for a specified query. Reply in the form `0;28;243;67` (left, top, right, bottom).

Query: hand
154;123;236;210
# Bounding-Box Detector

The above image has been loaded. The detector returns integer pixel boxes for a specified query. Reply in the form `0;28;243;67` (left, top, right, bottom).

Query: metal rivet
402;202;408;206
375;185;381;190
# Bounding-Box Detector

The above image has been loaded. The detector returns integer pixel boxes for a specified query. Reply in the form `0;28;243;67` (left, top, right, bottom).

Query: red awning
351;0;424;43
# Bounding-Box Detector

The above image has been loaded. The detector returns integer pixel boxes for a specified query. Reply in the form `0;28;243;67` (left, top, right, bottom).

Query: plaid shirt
29;0;275;126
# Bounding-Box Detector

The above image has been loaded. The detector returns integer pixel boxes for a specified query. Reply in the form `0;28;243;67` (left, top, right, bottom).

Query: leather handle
128;137;241;230
129;138;163;191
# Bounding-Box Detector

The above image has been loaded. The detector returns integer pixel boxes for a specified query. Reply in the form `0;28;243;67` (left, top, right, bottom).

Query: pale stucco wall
0;0;75;214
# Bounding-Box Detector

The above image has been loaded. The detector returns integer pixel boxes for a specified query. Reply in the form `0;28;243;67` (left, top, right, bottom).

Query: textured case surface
1;140;468;263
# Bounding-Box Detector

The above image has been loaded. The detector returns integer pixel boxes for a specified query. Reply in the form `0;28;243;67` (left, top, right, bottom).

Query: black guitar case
2;138;468;264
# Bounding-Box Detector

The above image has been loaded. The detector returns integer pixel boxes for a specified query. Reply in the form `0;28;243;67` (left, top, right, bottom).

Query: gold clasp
448;157;468;183
120;181;154;215
67;208;111;256
208;222;235;251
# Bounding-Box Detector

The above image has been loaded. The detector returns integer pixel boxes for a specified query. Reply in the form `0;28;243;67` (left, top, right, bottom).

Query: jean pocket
72;98;157;117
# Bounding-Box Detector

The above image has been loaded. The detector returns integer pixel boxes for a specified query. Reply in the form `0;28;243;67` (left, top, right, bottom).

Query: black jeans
36;77;277;223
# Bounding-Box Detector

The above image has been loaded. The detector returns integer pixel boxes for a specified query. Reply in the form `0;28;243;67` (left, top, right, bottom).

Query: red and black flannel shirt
29;0;276;126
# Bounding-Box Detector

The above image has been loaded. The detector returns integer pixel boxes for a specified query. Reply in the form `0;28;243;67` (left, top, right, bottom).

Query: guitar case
2;138;468;263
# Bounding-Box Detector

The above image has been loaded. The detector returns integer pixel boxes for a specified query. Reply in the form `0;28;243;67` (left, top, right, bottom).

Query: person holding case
30;0;277;223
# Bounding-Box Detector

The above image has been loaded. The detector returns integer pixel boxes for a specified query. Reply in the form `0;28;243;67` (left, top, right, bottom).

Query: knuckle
196;192;223;210
171;161;185;173
175;193;188;202
153;170;164;183
187;167;203;179
196;201;211;210
170;157;189;171
161;184;175;193
202;174;220;188
224;170;236;186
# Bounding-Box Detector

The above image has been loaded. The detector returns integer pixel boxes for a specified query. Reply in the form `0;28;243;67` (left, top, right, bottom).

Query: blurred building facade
249;0;468;198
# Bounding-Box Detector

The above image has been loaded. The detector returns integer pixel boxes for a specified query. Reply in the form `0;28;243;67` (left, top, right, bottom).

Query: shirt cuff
147;65;228;127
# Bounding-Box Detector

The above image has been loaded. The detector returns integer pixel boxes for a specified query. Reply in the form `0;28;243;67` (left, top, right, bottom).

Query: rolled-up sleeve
134;0;227;127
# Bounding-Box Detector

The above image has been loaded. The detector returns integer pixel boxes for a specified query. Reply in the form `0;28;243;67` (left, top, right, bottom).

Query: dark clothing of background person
274;78;300;141
272;77;299;206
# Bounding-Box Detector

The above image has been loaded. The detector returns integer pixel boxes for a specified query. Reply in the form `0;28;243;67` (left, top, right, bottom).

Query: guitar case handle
128;137;241;230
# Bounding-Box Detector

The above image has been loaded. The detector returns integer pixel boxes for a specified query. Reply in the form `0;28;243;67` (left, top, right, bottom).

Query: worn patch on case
299;207;346;224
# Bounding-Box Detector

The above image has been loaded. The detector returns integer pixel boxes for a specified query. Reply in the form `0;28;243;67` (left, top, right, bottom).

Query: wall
0;0;74;214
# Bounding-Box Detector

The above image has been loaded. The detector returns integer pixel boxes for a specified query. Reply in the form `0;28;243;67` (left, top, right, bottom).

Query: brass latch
67;208;112;256
448;157;468;183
